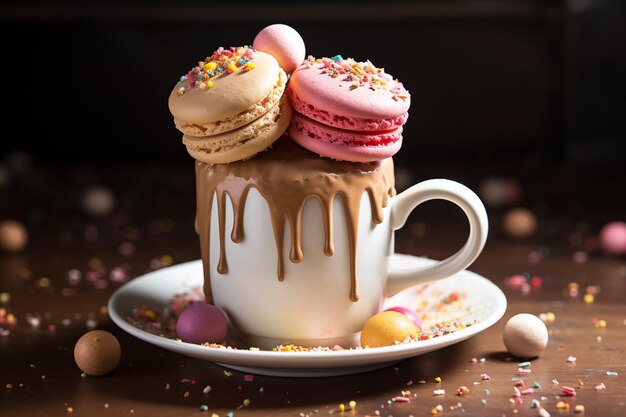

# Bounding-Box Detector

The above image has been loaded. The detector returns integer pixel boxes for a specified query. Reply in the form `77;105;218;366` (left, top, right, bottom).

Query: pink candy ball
176;303;228;344
253;24;305;75
384;306;422;329
599;221;626;255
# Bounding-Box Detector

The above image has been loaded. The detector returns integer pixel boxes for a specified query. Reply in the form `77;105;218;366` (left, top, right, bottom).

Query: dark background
1;0;625;225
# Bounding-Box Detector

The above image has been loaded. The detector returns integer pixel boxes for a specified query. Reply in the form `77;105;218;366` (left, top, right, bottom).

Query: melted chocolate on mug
195;138;395;303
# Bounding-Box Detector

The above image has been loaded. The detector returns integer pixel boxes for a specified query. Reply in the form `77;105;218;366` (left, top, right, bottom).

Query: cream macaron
169;46;291;164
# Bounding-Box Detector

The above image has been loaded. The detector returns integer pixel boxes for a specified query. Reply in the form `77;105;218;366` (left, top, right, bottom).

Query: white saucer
109;254;506;377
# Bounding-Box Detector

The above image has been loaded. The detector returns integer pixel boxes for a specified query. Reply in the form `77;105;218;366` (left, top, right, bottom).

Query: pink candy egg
384;306;422;328
253;24;305;75
599;221;626;255
176;303;228;344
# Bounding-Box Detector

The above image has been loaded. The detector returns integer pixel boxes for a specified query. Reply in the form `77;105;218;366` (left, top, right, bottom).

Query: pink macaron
287;56;410;162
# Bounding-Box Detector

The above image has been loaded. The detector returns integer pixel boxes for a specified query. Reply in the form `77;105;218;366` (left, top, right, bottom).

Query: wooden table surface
1;164;625;417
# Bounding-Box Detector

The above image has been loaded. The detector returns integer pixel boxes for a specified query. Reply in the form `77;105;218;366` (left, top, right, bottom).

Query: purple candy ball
384;306;422;328
176;303;228;344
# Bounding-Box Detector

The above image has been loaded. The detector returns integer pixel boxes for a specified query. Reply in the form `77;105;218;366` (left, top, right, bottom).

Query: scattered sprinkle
605;371;618;376
518;361;531;368
556;401;570;410
538;407;551;417
203;385;211;394
200;405;209;412
433;389;445;396
393;396;411;402
456;386;469;396
562;386;576;396
574;404;585;414
531;399;540;408
539;312;556;323
480;373;491;381
595;382;606;391
434;376;442;383
567;356;577;363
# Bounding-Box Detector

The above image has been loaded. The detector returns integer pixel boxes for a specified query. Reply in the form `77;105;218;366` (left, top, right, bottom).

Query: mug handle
385;179;489;297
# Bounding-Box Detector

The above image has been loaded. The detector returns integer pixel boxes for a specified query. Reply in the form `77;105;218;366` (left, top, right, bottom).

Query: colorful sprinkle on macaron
301;55;409;102
176;46;257;95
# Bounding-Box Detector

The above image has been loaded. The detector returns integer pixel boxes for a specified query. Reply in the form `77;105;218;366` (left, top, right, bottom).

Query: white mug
205;179;488;348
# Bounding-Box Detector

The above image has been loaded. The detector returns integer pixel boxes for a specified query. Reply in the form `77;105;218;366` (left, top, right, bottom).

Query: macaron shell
169;51;280;125
288;61;410;120
289;113;402;162
174;69;287;137
288;87;408;131
184;96;292;164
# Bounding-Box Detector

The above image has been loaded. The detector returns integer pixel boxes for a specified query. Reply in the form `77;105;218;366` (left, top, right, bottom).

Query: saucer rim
108;254;507;373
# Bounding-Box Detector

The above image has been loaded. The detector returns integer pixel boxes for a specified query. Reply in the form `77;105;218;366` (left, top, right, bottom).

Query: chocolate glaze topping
195;138;395;303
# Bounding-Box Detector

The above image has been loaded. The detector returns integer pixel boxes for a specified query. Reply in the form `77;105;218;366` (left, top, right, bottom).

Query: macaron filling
288;90;408;132
175;69;287;137
289;112;403;162
290;113;402;147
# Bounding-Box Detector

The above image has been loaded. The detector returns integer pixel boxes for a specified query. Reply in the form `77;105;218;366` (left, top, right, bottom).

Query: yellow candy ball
360;311;417;348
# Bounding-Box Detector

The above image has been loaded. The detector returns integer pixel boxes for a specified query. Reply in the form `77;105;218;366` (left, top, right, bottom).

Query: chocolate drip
195;138;395;304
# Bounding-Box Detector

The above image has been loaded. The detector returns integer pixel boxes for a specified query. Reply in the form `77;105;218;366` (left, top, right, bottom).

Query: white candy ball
503;313;548;358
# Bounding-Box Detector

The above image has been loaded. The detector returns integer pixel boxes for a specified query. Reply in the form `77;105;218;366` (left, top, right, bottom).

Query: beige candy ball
503;313;548;358
361;311;418;348
74;330;121;376
81;186;116;217
0;220;28;253
503;207;537;239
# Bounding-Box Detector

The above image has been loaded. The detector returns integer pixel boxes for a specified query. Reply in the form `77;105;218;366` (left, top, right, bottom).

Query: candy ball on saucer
74;330;121;376
384;306;422;328
599;221;626;255
503;207;537;239
503;313;548;358
176;303;229;344
360;311;418;348
253;24;305;75
0;220;28;253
